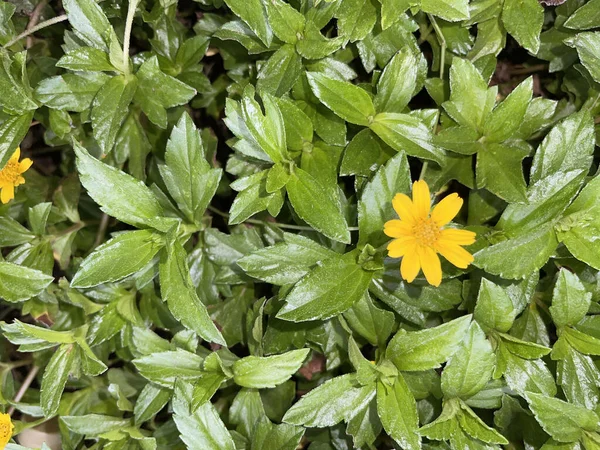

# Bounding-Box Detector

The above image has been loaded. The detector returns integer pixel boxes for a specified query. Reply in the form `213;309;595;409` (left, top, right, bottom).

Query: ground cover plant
0;0;600;448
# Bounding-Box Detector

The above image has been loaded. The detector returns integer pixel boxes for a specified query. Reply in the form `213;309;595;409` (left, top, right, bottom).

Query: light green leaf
474;278;516;333
282;374;376;427
387;315;472;371
374;48;418;114
550;270;591;329
476;142;529;203
526;392;600;443
277;252;373;322
241;93;288;163
159;233;226;346
256;44;302;97
565;32;600;83
71;230;164;288
421;0;469;21
564;0;600;30
0;261;53;303
369;112;445;164
60;414;131;436
232;349;309;388
133;350;204;387
41;344;76;416
337;0;377;43
63;0;113;50
223;0;272;46
306;72;375;126
442;322;495;399
286;167;350;243
56;47;116;72
91;75;137;154
483;77;533;143
263;0;305;44
501;0;543;53
376;376;421;450
34;72;109;112
0;111;35;169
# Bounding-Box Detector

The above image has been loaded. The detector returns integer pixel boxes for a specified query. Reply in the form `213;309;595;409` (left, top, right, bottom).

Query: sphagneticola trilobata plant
0;0;600;448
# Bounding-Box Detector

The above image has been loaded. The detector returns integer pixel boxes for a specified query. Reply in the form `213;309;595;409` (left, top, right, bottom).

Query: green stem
419;162;429;180
428;14;446;79
3;14;68;49
122;0;140;73
208;206;359;232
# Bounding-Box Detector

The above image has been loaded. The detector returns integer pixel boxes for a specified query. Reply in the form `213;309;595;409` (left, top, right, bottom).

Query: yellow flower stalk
0;147;33;204
384;180;476;287
0;412;13;448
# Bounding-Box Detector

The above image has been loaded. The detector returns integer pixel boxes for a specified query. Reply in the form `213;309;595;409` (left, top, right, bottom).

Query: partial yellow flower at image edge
0;412;13;449
0;147;33;204
384;180;476;287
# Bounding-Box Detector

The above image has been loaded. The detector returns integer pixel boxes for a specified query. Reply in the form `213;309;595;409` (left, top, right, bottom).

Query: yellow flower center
0;159;21;184
0;413;12;441
413;217;441;247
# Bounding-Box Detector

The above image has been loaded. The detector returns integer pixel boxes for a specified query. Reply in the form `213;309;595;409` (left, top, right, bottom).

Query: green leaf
159;233;226;346
358;150;411;247
376;376;421;450
134;350;204;387
241;93;288;163
91;75;137;154
344;293;396;347
282;374;376;427
237;233;337;285
256;45;302;97
223;0;272;46
0;53;38;114
387;315;472;371
347;400;382;449
63;0;113;50
0;111;35;169
369;113;445;164
286;167;350;244
73;142;171;231
474;278;516;333
421;0;469;21
71;230;163;288
56;47;116;72
263;0;305;44
502;347;556;396
173;380;236;450
60;414;131;436
525;392;600;443
500;333;551;359
41;344;76;416
550;270;591;329
457;401;509;444
274;97;313;151
564;0;600;30
565;32;600;84
483;77;533;143
374;48;417;114
296;21;344;60
337;0;377;43
277;252;373;322
306;72;375;126
473;224;558;279
134;383;171;425
563;327;600;356
160;112;222;224
34;72;109;112
251;419;305;450
134;57;196;129
501;0;543;53
557;345;600;410
441;321;495;399
443;58;495;132
232;349;309;388
0;216;34;246
477;142;529;203
0;261;53;303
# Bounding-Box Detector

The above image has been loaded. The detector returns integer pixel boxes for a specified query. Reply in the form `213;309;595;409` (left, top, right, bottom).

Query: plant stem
419;162;429;180
208;206;359;232
8;365;39;416
92;213;110;250
26;0;49;49
122;0;140;73
4;14;67;49
428;14;446;79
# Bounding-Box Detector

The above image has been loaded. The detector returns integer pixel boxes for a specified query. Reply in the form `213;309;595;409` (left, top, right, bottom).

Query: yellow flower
0;147;33;204
384;180;476;287
0;412;13;448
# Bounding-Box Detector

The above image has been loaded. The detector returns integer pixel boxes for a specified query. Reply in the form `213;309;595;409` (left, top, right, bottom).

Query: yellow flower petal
418;246;442;287
411;180;431;219
387;236;416;258
0;412;13;448
384;219;413;238
431;193;463;226
1;184;14;204
392;193;417;224
19;157;33;173
10;147;20;162
401;250;421;283
436;241;474;269
439;228;476;246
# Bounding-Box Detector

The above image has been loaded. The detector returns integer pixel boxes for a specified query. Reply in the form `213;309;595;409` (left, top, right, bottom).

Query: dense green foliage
0;0;600;448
